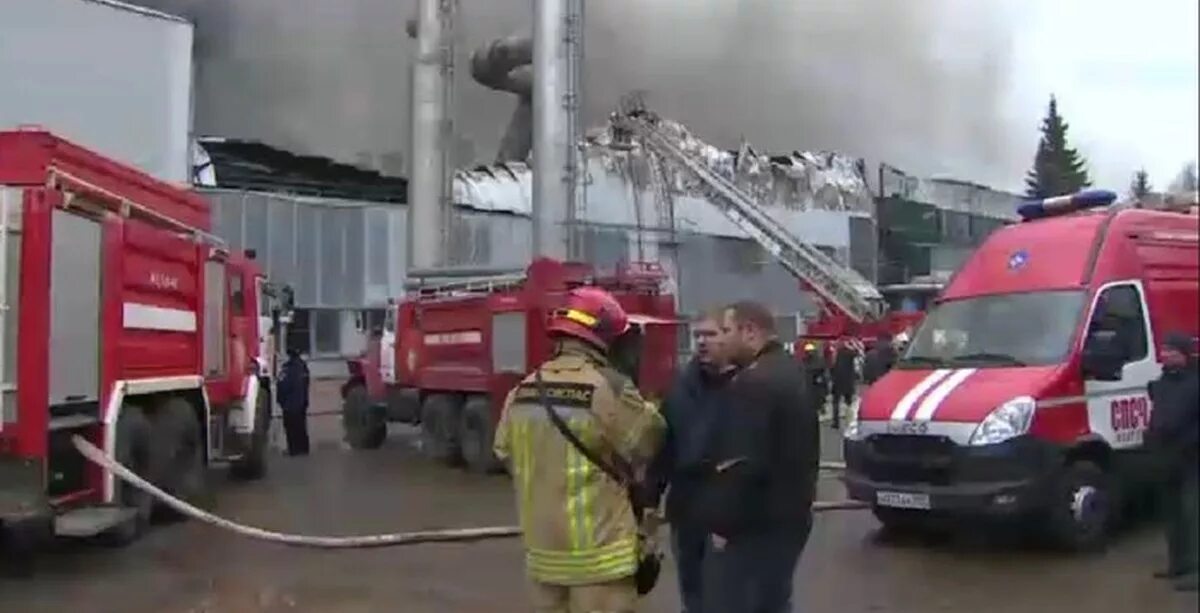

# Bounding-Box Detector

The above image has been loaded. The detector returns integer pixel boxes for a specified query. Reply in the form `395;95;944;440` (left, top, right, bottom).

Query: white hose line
72;435;864;550
72;435;520;548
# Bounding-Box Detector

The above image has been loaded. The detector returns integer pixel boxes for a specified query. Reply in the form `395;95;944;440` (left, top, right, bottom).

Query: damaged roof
194;137;408;203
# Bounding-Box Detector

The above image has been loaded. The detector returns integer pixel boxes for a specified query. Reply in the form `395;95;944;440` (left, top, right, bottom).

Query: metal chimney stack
408;0;454;270
531;0;579;260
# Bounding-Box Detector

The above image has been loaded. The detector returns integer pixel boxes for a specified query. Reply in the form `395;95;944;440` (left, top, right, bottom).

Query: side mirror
1081;330;1125;381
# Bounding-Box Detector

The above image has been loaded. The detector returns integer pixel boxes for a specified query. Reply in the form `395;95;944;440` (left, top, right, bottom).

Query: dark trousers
671;523;707;613
831;386;854;428
701;519;812;613
282;409;310;456
1163;468;1199;575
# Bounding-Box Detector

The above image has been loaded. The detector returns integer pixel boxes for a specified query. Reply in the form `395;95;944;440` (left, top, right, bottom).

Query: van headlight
968;396;1036;446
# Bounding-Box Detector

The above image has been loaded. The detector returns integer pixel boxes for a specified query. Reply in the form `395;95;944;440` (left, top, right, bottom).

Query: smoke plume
136;0;1021;188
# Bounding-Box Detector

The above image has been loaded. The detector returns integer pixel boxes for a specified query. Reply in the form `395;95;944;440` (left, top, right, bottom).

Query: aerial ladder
613;111;885;326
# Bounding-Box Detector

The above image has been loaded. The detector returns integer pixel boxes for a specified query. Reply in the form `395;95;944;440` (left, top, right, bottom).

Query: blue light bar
1018;189;1118;221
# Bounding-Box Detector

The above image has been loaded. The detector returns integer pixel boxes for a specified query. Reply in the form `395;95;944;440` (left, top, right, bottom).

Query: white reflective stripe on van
889;369;953;421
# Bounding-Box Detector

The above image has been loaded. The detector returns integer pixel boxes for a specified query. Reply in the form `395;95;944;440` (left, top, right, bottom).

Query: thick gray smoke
137;0;1020;188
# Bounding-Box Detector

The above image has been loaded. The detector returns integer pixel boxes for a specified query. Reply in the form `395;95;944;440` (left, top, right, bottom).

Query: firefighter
494;287;666;613
276;348;311;456
801;342;828;420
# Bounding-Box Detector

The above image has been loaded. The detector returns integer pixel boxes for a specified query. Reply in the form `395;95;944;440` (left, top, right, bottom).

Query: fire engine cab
843;189;1199;550
0;130;288;554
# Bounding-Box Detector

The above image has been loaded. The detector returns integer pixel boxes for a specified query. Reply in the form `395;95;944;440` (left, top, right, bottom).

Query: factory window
361;309;388;337
287;309;311;356
722;238;766;273
313;309;342;356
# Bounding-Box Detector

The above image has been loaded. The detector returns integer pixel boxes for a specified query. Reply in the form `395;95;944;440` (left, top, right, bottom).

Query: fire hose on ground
71;435;864;550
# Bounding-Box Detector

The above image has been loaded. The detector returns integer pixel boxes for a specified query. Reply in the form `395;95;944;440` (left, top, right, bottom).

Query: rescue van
843;190;1199;550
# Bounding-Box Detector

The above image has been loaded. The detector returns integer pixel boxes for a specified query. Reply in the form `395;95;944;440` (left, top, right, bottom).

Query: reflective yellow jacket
494;339;665;586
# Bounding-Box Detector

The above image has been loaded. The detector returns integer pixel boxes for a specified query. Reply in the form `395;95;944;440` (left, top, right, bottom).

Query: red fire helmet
548;286;631;351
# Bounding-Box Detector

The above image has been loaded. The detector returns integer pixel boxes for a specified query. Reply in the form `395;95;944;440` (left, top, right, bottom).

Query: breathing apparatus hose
72;435;860;549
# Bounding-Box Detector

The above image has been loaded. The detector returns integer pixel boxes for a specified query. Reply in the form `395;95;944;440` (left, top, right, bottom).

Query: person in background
862;333;897;385
1147;332;1199;593
276;348;311;456
800;343;828;421
830;337;859;430
698;301;818;613
648;309;735;613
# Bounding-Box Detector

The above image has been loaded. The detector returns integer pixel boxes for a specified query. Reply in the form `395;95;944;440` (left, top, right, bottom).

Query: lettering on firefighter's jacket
513;382;595;409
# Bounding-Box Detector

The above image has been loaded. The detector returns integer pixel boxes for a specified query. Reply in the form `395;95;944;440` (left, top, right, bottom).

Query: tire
148;397;210;521
231;385;271;481
420;394;463;466
1044;460;1113;552
98;404;154;547
459;395;503;474
342;384;387;450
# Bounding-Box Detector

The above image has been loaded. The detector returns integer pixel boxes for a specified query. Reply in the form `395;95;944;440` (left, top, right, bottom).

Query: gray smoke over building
137;0;1021;188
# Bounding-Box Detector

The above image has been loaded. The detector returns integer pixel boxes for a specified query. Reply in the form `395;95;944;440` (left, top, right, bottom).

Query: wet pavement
1;381;1196;612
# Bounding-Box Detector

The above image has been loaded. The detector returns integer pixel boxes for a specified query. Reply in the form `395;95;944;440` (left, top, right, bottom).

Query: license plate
876;491;931;510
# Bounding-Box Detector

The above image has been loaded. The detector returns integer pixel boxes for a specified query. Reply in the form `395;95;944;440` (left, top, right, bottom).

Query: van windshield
899;290;1086;368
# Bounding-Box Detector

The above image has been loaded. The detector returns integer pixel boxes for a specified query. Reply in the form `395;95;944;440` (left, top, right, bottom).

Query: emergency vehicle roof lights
1017;189;1118;221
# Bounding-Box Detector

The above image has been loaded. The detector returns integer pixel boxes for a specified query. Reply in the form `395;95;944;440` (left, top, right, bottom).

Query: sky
137;0;1198;196
1006;0;1199;193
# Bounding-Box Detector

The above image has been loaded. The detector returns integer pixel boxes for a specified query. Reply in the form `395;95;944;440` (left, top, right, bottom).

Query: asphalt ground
0;381;1195;612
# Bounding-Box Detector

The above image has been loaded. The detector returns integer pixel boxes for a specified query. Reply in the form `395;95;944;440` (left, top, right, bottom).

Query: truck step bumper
53;506;137;538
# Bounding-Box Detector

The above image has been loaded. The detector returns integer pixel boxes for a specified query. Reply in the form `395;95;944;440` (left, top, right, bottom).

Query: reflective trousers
528;577;638;613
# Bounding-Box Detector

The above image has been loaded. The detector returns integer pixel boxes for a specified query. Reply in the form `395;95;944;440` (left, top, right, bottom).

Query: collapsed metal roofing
192;111;873;245
193;137;409;203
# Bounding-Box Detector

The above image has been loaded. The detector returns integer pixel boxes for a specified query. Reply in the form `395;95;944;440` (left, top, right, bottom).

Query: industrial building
195;115;885;373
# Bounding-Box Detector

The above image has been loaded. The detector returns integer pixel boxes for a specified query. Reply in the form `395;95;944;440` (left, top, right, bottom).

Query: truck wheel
421;394;462;466
231;386;271;480
343;384;387;450
1045;460;1112;552
99;404;154;546
459;395;502;474
149;397;210;521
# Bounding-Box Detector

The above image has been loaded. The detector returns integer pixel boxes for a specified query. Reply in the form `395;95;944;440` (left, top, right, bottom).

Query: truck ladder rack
618;115;883;323
48;167;225;247
406;272;530;300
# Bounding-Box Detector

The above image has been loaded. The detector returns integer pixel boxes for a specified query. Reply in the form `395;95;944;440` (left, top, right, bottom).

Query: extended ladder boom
621;115;884;323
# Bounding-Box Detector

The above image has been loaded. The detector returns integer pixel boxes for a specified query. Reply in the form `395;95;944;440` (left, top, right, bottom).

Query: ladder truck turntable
613;110;910;345
0;129;290;553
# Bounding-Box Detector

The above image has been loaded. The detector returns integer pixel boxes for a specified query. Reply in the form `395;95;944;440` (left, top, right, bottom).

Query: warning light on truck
1017;189;1118;221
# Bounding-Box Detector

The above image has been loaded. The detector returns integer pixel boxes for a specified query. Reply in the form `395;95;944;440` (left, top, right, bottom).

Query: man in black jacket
648;310;734;613
1147;332;1199;592
830;338;859;429
697;301;819;613
862;333;897;385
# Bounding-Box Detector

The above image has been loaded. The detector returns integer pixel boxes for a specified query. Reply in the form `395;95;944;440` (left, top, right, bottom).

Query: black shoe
1173;574;1197;592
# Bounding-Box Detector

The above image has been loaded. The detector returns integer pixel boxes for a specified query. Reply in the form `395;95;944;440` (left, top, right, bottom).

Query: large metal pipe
407;0;451;270
531;0;572;260
470;36;532;163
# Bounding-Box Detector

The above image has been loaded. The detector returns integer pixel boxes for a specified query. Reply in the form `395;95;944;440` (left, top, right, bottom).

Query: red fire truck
843;190;1199;550
342;258;678;473
0;130;286;552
